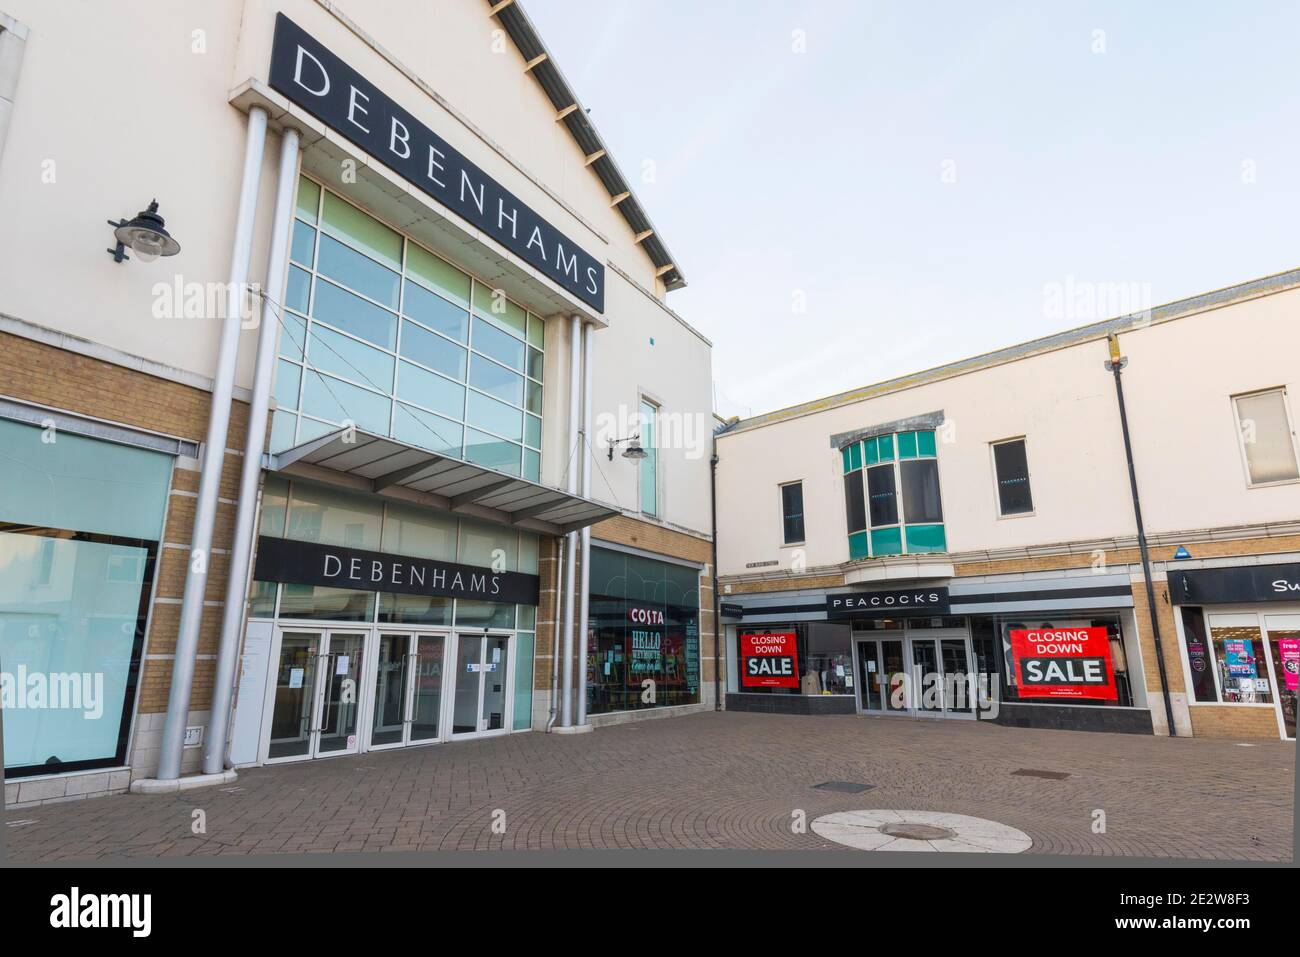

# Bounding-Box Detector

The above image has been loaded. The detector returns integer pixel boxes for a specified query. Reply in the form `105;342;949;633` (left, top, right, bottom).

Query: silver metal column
156;106;268;781
560;314;582;726
203;125;301;775
576;321;593;726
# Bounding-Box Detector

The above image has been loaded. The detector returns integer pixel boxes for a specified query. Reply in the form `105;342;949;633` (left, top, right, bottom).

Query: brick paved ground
3;712;1294;861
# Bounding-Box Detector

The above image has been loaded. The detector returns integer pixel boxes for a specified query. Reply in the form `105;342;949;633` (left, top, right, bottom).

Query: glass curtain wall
273;177;545;482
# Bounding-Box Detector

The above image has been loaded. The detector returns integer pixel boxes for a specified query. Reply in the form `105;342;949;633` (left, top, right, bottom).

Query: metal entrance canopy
267;429;618;535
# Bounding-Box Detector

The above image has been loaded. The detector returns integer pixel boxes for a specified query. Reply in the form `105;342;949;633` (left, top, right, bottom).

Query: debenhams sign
254;536;540;606
268;13;605;312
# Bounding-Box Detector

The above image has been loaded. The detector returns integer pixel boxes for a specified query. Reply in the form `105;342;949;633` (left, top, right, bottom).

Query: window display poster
1224;639;1257;678
740;632;799;689
1278;637;1299;691
1009;627;1117;700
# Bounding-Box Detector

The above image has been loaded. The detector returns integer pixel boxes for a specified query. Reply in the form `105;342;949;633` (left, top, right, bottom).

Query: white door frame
364;627;452;751
446;629;515;740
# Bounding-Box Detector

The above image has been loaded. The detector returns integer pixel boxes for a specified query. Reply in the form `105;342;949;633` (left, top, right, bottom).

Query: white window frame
778;479;805;547
637;396;660;518
989;436;1036;519
847;432;946;558
1231;387;1300;489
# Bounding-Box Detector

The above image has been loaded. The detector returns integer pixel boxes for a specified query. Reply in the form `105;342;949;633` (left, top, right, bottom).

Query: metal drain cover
1012;768;1070;780
812;781;875;794
878;821;956;841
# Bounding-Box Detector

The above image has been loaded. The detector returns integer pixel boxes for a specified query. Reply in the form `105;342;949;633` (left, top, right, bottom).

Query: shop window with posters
587;546;700;714
735;622;853;696
973;613;1135;707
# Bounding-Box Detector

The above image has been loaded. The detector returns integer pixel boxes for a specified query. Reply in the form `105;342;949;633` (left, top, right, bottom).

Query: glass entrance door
369;632;447;748
266;628;366;761
450;633;511;737
906;633;974;715
854;638;907;713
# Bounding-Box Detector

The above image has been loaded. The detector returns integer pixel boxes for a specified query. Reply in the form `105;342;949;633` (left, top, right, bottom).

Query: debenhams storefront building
2;2;712;804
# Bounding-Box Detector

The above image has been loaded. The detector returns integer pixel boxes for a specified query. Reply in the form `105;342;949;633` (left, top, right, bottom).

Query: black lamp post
107;200;182;263
607;434;647;461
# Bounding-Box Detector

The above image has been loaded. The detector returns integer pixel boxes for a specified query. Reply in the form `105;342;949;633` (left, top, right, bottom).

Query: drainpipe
1105;333;1177;736
559;314;582;726
547;534;565;732
576;322;594;726
203;125;301;775
156;105;268;781
710;442;722;711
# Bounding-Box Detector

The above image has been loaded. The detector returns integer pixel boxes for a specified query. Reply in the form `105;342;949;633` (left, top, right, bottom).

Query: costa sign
826;587;950;619
1009;627;1117;700
268;14;606;311
629;606;666;626
740;632;799;688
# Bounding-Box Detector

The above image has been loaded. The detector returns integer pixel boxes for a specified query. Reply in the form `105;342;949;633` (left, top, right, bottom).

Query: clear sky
526;0;1300;419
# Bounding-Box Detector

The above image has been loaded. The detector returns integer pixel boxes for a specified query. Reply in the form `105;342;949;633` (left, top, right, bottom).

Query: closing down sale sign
1010;627;1117;700
740;632;799;689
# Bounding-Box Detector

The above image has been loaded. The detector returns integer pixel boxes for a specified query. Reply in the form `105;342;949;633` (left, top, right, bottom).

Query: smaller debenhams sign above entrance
254;536;539;606
268;14;605;312
826;587;950;619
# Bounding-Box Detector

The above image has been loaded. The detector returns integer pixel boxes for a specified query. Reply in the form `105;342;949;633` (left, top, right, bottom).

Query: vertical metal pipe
560;314;581;726
156;106;268;781
576;322;593;726
203;125;301;775
546;535;565;732
710;443;722;711
1107;334;1177;736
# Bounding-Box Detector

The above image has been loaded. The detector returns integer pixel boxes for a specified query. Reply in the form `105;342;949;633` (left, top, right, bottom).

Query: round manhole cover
878;822;956;841
811;810;1033;853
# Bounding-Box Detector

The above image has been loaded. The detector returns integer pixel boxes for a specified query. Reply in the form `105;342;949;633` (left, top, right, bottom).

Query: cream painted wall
715;288;1300;576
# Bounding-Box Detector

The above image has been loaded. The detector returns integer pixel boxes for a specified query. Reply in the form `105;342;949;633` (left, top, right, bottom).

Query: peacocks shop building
1;1;715;806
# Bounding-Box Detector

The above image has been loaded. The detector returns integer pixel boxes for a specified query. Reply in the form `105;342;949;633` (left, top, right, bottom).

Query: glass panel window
458;519;518;570
871;526;903;556
472;283;528;338
285;266;311;313
780;481;805;544
400;319;467;380
472;316;526;371
279;310;307;361
904;524;947;553
993;438;1034;515
866;464;898;527
513;632;536;730
274;359;302;411
382;501;457;561
467;390;524;442
392;403;462;457
286;482;382;549
395;360;465;420
527;314;545;348
900;459;943;523
377;592;451;626
301;372;392;435
469;354;524;405
1180;607;1219;703
317;233;400;308
464;429;522;475
524;413;542;449
320;192;402;269
312;279;398;350
278;583;375;621
308;324;395;392
406;242;470;306
523;448;540;482
524;379;543;416
290;219;316;267
270;410;297;453
454;599;515;629
296;177;320;224
640;400;658;516
527;346;544;382
1234;389;1299;485
843;470;866;534
1208;617;1273;704
403;279;469;342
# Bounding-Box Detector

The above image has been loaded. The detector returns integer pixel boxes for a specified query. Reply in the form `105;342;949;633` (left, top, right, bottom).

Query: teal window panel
308;324;395;393
403;280;469;343
864;436;878;465
464;428;522;475
466;390;524;442
917;429;937;457
468;353;523;405
395;360;465;421
842;445;853;474
848;531;870;560
274;359;301;411
513;632;535;731
400;319;467;381
897;431;918;459
392;404;462;457
279;310;307;361
849;442;863;470
870;527;903;556
290;219;316;268
317;233;400;308
312;279;398;350
524;414;542;449
523;448;540;483
904;524;947;553
878;433;894;461
301;372;391;435
285;266;311;313
472;316;526;371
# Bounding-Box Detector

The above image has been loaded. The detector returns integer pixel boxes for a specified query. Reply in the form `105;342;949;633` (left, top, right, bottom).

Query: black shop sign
254;536;539;606
826;587;950;619
269;14;605;312
1168;563;1300;605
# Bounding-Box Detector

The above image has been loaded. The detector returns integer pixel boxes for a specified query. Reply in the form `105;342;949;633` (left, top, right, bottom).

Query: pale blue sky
527;0;1300;417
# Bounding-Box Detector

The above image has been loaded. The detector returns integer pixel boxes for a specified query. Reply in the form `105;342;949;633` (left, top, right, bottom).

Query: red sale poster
1010;627;1117;700
740;632;799;688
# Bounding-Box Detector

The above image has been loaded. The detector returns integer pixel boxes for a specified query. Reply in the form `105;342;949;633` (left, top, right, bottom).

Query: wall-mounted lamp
107;200;181;263
607;434;647;461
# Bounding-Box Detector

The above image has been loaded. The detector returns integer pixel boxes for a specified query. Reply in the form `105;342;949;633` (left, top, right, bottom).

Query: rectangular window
640;399;658;516
1234;388;1299;485
992;438;1034;515
780;481;805;544
843;469;866;533
866;464;898;527
274;177;544;479
900;459;943;523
